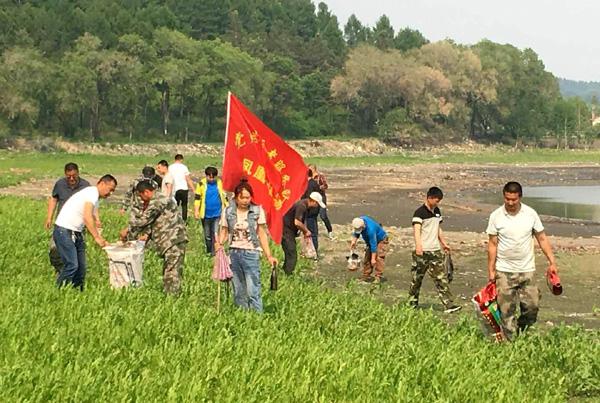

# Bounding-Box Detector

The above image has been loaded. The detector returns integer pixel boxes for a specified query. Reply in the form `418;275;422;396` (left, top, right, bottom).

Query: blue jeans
229;249;262;312
53;226;86;291
201;217;220;255
306;215;319;252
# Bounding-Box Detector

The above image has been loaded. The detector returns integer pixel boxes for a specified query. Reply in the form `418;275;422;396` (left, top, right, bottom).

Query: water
479;185;600;222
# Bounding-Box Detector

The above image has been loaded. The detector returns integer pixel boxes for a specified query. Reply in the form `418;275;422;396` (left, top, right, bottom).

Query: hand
415;247;423;256
304;230;312;238
95;236;108;248
138;234;149;242
350;239;357;250
119;209;126;216
214;242;223;251
488;267;496;283
548;263;558;274
44;218;52;230
194;211;200;219
370;257;377;266
267;255;278;267
119;228;129;242
95;219;102;229
442;244;450;253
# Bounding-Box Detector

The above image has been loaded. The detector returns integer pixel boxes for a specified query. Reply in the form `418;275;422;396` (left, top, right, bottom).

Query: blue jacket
354;216;387;252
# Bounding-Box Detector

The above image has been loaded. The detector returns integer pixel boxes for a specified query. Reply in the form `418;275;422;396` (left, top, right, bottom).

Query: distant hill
558;78;600;102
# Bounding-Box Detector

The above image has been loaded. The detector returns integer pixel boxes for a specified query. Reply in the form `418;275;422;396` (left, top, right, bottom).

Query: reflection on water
479;185;600;222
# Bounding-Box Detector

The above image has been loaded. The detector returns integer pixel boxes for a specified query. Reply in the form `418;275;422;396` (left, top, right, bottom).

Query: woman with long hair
217;179;277;312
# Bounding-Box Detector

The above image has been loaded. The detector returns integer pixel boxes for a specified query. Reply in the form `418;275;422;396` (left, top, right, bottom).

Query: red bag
546;269;563;295
472;282;505;342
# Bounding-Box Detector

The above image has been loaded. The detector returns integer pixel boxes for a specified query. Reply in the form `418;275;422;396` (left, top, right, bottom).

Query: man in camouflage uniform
120;166;159;217
409;187;461;313
120;181;188;295
487;182;559;340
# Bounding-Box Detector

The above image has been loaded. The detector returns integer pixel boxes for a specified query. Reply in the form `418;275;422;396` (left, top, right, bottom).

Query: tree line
0;0;596;146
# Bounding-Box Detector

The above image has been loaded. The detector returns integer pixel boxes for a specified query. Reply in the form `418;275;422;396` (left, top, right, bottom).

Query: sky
322;0;600;82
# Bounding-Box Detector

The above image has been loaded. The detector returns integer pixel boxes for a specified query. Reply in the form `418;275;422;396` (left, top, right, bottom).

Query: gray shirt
52;177;90;213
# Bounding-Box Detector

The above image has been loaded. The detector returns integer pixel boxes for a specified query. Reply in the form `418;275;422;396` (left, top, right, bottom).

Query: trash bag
270;265;278;291
472;281;505;342
301;236;317;259
104;241;145;289
346;251;361;271
213;248;233;281
444;253;454;282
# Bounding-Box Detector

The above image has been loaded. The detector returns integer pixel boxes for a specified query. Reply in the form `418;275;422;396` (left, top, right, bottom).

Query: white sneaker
328;232;335;240
444;305;462;314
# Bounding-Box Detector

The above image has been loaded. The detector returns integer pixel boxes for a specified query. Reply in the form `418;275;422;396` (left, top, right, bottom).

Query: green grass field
2;147;600;188
0;196;598;401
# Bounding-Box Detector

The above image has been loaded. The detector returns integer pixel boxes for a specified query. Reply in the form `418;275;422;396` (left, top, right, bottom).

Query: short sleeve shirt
52;177;90;213
486;203;544;273
55;186;100;232
220;206;267;250
412;204;442;252
161;172;174;197
283;200;308;232
169;162;190;192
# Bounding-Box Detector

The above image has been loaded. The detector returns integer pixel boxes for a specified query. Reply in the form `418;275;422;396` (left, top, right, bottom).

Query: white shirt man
168;155;195;221
486;203;544;273
53;175;116;290
486;182;558;340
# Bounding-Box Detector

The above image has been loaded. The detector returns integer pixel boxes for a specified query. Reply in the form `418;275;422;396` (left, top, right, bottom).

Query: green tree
394;28;428;52
372;15;394;50
57;33;141;141
474;40;560;143
343;14;369;47
0;47;52;132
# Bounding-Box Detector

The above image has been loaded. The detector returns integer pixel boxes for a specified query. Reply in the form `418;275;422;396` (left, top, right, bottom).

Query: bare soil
312;163;600;330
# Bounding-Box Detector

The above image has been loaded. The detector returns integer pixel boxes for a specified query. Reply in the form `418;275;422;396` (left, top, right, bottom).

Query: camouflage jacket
121;176;159;212
128;194;188;255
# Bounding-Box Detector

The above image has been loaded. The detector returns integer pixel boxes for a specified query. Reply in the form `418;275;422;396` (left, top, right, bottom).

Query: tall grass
0;196;598;401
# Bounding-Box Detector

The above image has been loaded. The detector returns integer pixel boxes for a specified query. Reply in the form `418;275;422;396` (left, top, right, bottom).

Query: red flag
222;93;307;244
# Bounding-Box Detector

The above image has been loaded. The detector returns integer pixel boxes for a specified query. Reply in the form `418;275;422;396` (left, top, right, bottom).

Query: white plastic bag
346;251;361;271
301;236;317;259
104;241;145;289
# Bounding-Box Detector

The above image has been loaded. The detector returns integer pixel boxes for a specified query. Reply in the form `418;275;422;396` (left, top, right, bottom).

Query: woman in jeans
216;180;277;312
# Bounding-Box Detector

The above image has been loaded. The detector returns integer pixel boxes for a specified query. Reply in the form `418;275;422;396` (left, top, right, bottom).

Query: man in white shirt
53;175;117;290
156;159;174;199
487;181;558;339
169;154;195;221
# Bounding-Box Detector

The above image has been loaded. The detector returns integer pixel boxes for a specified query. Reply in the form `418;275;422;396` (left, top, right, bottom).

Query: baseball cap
352;217;365;234
546;269;563;296
309;192;326;208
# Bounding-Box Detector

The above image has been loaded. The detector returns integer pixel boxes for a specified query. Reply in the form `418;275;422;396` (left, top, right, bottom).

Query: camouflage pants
48;237;63;274
362;238;389;280
408;250;454;308
496;270;540;340
162;244;186;295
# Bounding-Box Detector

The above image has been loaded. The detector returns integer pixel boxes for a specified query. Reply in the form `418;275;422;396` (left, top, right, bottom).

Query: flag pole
222;91;232;179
